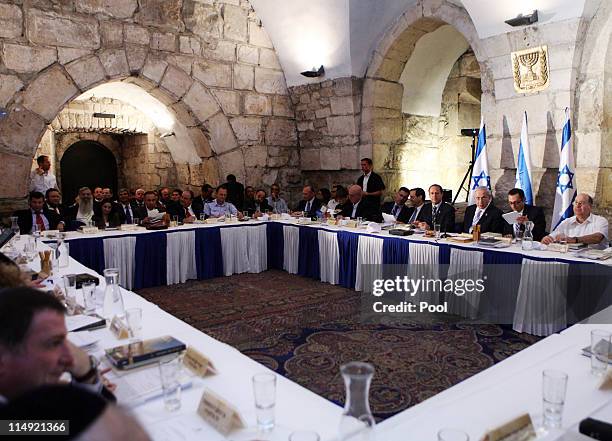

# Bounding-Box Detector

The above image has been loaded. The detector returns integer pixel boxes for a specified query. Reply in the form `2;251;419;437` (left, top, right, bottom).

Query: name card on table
546;243;569;253
109;316;130;340
599;371;612;390
481;414;536;441
197;389;245;436
183;347;217;377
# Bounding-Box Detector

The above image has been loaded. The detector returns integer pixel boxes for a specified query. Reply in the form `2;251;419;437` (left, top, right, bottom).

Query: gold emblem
512;45;550;93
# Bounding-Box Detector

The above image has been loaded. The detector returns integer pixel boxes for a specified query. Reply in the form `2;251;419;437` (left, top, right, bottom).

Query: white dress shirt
30;209;50;231
351;200;360;218
409;204;423;223
362;172;371;192
30;169;57;193
553;214;609;249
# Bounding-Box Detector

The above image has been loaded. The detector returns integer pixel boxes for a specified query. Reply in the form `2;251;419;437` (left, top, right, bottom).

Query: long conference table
55;219;612;337
16;230;612;441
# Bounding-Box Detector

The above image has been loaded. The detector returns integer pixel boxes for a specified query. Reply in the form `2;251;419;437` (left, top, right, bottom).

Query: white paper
67;331;98;348
382;213;396;224
367;223;382;233
65;314;102;332
502;211;521;224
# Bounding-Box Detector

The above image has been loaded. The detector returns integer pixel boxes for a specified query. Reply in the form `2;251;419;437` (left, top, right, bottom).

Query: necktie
35;212;45;231
432;205;439;222
409;207;418;223
393;205;399;217
185;207;189;218
305;201;311;213
472;208;483;226
124;205;132;224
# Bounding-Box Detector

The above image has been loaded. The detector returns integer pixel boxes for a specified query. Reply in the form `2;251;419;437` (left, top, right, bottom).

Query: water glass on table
159;357;182;411
252;373;277;431
63;274;78;314
590;329;611;376
126;307;143;340
81;281;97;314
542;369;568;429
434;223;441;239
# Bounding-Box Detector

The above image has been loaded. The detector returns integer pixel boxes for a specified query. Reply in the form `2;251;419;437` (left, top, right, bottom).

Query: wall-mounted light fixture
505;10;538;27
300;65;325;78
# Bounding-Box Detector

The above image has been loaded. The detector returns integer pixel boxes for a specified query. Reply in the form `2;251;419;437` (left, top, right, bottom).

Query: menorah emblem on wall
512;45;550;93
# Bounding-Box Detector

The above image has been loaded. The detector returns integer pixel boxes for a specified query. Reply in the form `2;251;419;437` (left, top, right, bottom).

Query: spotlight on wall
300;65;325;78
505;10;538;27
160;131;175;138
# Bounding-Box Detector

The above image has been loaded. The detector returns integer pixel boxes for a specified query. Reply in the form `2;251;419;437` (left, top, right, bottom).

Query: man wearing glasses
542;193;609;249
503;188;546;241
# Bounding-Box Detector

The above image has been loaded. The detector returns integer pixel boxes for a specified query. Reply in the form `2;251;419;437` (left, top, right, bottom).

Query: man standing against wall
30;155;57;194
356;158;385;207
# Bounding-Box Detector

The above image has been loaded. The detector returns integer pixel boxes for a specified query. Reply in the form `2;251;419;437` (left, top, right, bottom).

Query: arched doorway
60;141;118;203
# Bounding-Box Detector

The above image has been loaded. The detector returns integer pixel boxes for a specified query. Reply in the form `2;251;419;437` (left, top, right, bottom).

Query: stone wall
0;0;299;215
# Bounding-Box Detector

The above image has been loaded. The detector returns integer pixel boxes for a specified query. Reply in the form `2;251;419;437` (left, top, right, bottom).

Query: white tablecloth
446;247;484;319
102;236;136;290
283;225;299;275
318;230;340;285
355;235;384;292
166;230;197;284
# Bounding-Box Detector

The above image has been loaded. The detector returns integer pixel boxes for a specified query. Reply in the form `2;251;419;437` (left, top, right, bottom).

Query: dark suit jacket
92;212;122;229
116;202;140;224
167;203;203;222
502;204;547;241
462;203;504;234
340;200;383;223
134;205;166;222
356;172;386;206
14;208;62;234
397;204;428;224
225;181;245;211
381;202;410;221
420;202;456;233
296;198;322;218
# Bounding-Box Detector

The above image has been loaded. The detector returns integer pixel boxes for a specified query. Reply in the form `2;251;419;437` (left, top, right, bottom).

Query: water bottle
103;268;125;319
521;221;534;251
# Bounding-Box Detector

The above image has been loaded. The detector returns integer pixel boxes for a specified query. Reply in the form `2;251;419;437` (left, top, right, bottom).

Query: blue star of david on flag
471;171;490;190
556;165;574;194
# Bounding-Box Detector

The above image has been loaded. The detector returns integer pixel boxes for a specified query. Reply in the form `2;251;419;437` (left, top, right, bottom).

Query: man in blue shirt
204;185;243;219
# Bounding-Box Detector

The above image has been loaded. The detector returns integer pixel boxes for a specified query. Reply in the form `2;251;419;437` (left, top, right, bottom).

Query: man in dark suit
225;174;245;211
419;184;456;233
116;188;139;224
14;192;64;234
134;191;166;224
462;186;504;234
382;187;410;221
294;185;322;218
340;185;383;223
503;188;546;241
192;184;214;214
44;188;66;219
166;190;202;223
254;189;272;214
356;157;386;207
398;187;427;224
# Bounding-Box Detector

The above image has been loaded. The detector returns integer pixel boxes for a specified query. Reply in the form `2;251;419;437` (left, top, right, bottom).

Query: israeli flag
468;117;490;205
515;111;534;205
551;107;576;230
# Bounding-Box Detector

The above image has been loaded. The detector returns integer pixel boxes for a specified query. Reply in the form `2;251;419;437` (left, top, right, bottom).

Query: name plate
109;316;130;340
547;243;569;253
345;220;357;228
482;414;536;441
197;389;245;436
183;347;217;377
81;226;99;234
326;219;338;226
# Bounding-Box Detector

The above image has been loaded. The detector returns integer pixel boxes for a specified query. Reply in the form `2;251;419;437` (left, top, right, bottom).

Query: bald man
340;185;383;223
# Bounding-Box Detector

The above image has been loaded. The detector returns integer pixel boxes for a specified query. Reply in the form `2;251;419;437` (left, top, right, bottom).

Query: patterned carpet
137;270;540;420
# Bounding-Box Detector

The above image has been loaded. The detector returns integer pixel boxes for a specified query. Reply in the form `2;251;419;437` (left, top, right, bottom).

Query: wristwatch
573;237;579;244
73;355;99;383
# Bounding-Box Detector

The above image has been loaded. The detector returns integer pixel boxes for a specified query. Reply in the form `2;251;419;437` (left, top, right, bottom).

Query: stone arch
574;0;612;215
360;0;493;195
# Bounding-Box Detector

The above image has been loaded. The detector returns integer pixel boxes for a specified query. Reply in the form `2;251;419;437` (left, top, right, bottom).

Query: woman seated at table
92;199;122;229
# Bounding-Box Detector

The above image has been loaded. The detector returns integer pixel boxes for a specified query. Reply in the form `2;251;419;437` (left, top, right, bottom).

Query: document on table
502;211;521;225
65;314;104;332
382;213;396;224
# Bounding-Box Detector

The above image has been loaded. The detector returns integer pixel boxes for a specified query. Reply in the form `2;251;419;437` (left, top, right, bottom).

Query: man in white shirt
267;183;289;213
29;155;57;194
542;193;609;249
204;186;241;218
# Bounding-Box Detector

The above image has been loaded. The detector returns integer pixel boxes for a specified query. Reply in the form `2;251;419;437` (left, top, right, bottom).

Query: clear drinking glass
102;268;125;319
289;431;320;441
159;357;182;411
56;239;70;268
438;429;469;441
172;215;179;227
521;221;534;251
252;373;277;432
338;362;376;441
590;330;611;376
10;216;20;238
63;274;78;315
126;308;143;340
81;281;97;314
542;369;568;429
132;217;140;226
23;237;37;262
434;223;441;239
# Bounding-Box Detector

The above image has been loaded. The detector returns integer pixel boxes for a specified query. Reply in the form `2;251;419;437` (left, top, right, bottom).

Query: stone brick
320;147;341;170
58;48;92;64
183;1;221;39
223;5;247;42
244;94;271;115
76;0;137;18
193;61;232;88
230;117;261;142
330;96;357;115
301;149;321;170
248;21;273;48
183;81;220;122
165;54;193;75
265;119;297;146
234;64;254;90
142;56;168;84
99;48;130;78
179;36;201;55
0;152;31;198
2;44;56;74
314;108;331;119
206;112;238;154
125;44;148;72
100;21;123;47
203;40;236;62
237;45;259;64
65;56;106;90
327;115;358;136
362;79;402;109
244;145;267;167
0;4;23;39
27;9;100;50
0;108;46;157
259;48;281;69
188;127;213;157
22;66;78;121
160;65;193;100
136;0;183;30
218;148;245;179
170;102;197;127
125;24;150;45
272;95;293;117
212;90;240;115
255;68;287;95
0;75;23;107
340;145;359;169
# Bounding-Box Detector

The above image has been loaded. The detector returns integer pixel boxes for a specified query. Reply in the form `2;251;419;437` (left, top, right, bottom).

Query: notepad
502;211;521;224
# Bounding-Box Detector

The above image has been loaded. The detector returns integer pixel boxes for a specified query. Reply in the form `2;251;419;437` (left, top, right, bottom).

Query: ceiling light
505;10;538;27
300;65;325;78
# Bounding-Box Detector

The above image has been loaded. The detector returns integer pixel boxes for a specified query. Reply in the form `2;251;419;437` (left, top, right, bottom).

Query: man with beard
66;187;96;229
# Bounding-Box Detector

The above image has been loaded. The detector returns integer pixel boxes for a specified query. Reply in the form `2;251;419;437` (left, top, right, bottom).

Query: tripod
453;131;478;204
